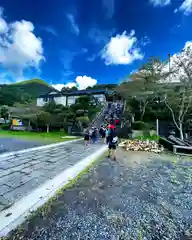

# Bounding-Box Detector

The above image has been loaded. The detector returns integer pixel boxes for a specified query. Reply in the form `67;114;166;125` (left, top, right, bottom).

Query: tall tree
117;57;165;120
164;45;192;140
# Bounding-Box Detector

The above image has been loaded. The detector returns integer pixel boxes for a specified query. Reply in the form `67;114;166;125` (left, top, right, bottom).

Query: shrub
77;116;90;128
132;121;149;130
0;124;11;130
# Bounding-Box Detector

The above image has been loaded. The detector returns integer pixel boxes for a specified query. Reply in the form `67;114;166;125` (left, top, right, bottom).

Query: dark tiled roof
65;89;107;96
38;92;63;98
38;89;110;98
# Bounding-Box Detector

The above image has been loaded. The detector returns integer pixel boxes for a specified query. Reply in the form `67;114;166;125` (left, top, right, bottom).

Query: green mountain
10;79;56;97
0;79;56;106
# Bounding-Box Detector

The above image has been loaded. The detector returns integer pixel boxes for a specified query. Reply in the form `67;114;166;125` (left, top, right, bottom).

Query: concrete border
0;138;83;159
0;145;107;237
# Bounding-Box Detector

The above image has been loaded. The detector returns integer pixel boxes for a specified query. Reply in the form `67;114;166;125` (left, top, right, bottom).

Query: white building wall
54;96;66;106
37;93;106;107
37;98;45;107
67;96;78;106
37;96;67;107
93;94;105;103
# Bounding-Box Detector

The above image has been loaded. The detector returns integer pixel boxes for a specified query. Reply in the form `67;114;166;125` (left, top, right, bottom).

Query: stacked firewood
119;139;164;153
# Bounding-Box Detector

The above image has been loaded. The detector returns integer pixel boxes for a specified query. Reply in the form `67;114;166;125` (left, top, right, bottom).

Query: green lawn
0;130;80;143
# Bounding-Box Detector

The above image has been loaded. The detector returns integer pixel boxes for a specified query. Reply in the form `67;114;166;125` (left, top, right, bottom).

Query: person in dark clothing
105;127;110;144
108;128;118;161
84;129;90;146
99;126;105;138
91;128;97;143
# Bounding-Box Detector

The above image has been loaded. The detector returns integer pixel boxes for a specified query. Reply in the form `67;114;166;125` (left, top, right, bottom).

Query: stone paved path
0;140;104;212
0;137;47;153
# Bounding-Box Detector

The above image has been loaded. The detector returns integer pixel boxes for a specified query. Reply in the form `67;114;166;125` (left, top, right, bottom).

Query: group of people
84;121;118;161
84;127;98;145
100;122;118;161
83;101;123;161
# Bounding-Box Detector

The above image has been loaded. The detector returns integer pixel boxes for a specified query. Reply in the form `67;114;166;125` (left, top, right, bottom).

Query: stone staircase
88;102;108;129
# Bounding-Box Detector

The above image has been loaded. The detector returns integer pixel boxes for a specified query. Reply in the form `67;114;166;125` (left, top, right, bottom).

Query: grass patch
134;134;160;142
0;130;80;143
4;151;107;240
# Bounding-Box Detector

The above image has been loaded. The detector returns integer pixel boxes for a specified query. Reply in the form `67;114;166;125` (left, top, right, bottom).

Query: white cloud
178;0;192;15
76;76;97;90
52;75;97;91
66;14;79;35
102;0;115;18
0;7;44;80
52;82;76;91
149;0;171;6
0;7;7;33
101;31;144;65
42;26;57;36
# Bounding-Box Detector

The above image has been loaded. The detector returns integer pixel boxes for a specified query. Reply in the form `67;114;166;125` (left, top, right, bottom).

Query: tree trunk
179;122;184;140
46;124;50;133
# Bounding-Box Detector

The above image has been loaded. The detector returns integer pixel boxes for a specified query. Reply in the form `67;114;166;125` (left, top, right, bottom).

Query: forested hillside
0;79;56;106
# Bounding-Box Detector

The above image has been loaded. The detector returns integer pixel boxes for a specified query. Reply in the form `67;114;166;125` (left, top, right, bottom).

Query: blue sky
0;0;192;90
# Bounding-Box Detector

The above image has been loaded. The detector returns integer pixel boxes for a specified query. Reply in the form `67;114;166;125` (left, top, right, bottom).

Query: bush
0;124;11;130
76;116;90;128
132;121;149;130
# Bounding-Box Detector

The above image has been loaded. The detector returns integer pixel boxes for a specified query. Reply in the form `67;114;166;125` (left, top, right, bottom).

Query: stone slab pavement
0;140;104;212
0;137;47;153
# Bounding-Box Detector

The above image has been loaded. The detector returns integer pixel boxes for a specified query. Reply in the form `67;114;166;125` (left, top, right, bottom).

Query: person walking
84;128;90;146
89;128;93;144
91;127;97;144
107;128;118;161
105;127;110;144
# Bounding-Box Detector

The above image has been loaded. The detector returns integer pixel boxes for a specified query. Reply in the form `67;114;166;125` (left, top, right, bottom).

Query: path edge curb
0;145;107;237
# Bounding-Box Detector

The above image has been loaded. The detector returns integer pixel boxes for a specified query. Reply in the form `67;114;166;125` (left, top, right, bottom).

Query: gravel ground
5;149;192;240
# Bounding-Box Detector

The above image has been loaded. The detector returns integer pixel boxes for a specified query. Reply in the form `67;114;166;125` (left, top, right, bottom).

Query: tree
164;89;191;140
71;86;78;90
37;111;52;132
117;57;165;120
0;106;9;123
163;45;192;140
43;100;57;114
76;116;90;128
61;86;77;92
20;113;37;129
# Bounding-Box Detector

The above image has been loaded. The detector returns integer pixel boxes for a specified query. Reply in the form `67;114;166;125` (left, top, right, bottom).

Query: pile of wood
119;139;164;153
